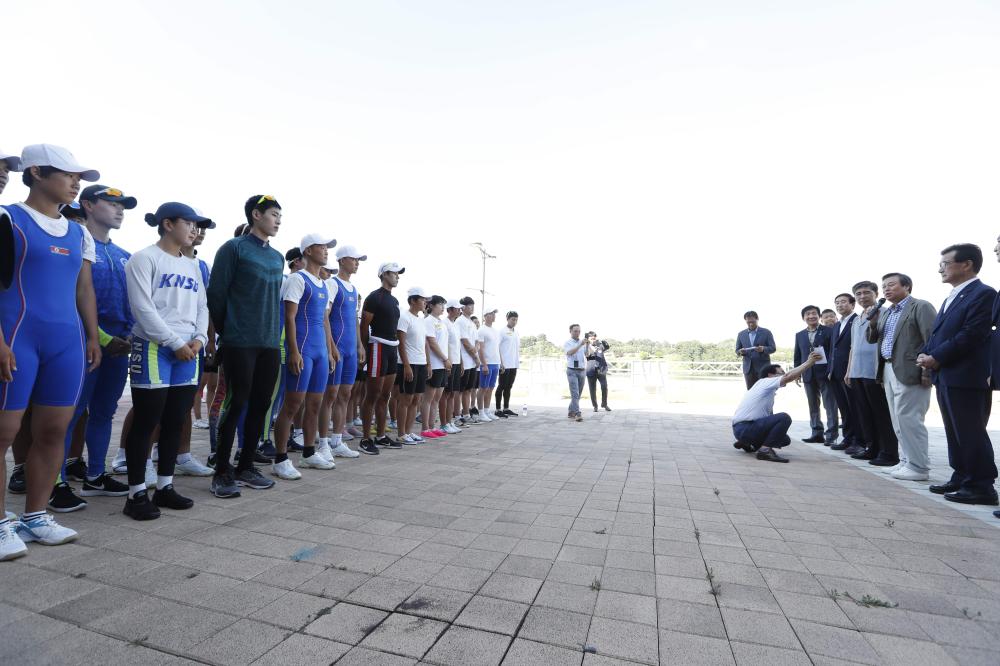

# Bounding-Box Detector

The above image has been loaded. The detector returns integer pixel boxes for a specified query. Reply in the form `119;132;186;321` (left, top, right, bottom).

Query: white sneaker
300;453;335;470
891;466;929;481
111;449;128;474
470;414;482;424
315;441;335;464
881;462;907;474
272;459;302;480
175;457;214;476
0;521;27;561
292;429;305;448
402;434;416;444
193;419;209;429
352;417;363;427
144;460;157;487
445;423;461;434
408;433;424;442
340;429;354;441
16;513;78;546
331;442;360;458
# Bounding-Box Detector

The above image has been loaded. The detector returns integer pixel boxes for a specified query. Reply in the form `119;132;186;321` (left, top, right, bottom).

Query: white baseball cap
336;245;367;261
407;286;431;299
0;149;21;171
446;299;462;310
20;144;99;181
299;234;336;253
378;262;405;276
483;308;499;315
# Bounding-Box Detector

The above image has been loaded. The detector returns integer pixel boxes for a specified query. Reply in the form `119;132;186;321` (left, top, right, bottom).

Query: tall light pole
471;242;496;312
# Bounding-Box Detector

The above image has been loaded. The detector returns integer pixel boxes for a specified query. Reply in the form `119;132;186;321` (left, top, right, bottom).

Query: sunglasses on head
96;187;124;198
256;195;276;205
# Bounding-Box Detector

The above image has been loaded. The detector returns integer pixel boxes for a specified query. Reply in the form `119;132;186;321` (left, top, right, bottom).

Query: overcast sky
5;1;999;348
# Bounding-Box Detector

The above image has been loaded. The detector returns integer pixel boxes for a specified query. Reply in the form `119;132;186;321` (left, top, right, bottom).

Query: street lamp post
471;242;496;311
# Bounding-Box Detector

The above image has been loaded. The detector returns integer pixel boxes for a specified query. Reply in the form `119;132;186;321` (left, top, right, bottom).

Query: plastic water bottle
521;405;528;417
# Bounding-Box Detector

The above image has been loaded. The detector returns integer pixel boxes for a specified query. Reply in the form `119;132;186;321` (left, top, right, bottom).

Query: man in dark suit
993;234;1000;519
917;244;997;505
736;311;776;390
794;305;838;444
829;293;862;453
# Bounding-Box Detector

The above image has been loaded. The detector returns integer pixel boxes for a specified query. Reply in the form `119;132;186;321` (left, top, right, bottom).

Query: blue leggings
63;353;129;479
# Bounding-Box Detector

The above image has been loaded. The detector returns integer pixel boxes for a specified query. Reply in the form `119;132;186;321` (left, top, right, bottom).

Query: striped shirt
880;296;911;360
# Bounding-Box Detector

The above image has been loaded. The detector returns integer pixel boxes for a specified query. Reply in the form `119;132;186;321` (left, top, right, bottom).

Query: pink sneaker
420;430;440;439
432;429;448;437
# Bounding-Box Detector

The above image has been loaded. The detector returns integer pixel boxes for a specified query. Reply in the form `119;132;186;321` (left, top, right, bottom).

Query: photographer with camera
585;331;611;412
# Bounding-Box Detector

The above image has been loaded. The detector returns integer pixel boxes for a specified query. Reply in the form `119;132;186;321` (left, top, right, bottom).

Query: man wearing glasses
206;195;284;497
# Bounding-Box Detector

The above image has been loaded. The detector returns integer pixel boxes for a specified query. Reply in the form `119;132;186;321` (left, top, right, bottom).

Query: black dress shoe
852;449;877;460
944;489;999;506
757;449;789;463
732;440;752;453
830;442;849;451
929;482;960;495
844;445;866;456
994;510;1000;519
868;457;899;467
801;436;824;444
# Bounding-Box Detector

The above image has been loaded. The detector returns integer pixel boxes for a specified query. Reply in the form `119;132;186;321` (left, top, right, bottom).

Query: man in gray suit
866;272;937;481
736;311;777;389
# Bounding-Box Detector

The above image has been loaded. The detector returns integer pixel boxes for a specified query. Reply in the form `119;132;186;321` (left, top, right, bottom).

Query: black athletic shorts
443;365;463;393
428;368;448;389
396;364;427;394
366;341;399;378
461;367;479;392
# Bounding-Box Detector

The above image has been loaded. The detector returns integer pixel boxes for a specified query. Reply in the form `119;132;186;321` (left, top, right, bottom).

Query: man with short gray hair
564;324;587;422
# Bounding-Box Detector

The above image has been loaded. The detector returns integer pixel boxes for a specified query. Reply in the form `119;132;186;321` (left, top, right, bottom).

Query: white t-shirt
397;309;427;365
126;244;209;351
477;325;501;365
458;315;478;367
732;376;783;424
424;315;450;371
445;317;462;365
499;327;520;369
564;338;587;369
281;270;330;309
16;202;96;262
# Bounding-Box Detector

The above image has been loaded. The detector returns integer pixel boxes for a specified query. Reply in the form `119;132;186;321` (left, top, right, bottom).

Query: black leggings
126;385;199;487
216;347;281;474
587;372;608;409
495;369;518;411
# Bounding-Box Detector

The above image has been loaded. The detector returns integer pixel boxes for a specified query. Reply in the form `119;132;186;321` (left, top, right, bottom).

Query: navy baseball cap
285;247;303;263
144;202;215;229
60;200;85;219
80;184;137;210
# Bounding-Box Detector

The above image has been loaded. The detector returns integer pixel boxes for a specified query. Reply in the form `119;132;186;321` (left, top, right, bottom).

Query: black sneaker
287;434;304;452
123;490;161;521
359;439;380;455
375;435;403;450
64;457;88;482
258;439;277;459
152;484;194;510
7;465;25;494
504;409;518;417
80;473;129;497
235;467;275;490
207;453;217;469
211;470;241;498
48;482;87;513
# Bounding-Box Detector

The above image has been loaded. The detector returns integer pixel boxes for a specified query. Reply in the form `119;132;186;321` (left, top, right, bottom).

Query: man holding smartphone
564;324;587;422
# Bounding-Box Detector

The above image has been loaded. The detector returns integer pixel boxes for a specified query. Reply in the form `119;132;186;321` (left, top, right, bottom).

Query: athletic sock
275;453;288;464
156;476;173;490
303;446;316;458
333;434;343;447
22;510;45;521
86;474;102;483
176;453;192;464
128;485;146;499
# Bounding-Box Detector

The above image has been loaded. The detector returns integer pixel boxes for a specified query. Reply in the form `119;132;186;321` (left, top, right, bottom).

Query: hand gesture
288;349;303;376
0;342;15;382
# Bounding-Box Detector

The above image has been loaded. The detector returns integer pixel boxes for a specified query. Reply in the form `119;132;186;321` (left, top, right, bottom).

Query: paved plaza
3;405;1000;665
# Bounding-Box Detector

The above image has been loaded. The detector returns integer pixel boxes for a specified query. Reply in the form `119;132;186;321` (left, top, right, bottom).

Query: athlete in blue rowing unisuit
0;144;102;561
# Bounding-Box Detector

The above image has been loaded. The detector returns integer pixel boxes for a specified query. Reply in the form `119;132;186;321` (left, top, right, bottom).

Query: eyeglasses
95;187;124;198
256;195;276;205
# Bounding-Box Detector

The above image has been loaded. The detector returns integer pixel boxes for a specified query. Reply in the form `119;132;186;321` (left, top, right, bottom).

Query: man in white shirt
732;351;822;463
443;300;465;429
496;311;520;417
457;297;481;423
564;324;588;421
475;309;502;421
396;287;430;443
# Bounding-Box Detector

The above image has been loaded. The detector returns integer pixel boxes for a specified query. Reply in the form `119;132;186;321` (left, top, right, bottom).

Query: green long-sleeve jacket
207;234;283;349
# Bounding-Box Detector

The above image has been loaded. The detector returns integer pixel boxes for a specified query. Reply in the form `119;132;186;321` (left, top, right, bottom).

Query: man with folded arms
918;244;997;505
866;272;937;481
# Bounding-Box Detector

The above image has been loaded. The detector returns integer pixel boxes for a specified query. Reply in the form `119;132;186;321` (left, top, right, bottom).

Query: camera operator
585;331;611;412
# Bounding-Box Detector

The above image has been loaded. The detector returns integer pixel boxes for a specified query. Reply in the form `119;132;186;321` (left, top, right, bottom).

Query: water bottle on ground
521;405;528;417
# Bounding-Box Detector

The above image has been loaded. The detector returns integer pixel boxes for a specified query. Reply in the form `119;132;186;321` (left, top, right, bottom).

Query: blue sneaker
17;513;78;545
258;439;277;459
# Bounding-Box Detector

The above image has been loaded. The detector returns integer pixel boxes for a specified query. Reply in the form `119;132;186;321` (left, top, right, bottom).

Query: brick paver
3;406;1000;664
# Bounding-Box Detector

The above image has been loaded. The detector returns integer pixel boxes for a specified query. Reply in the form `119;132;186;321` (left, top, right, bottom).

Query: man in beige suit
865;272;938;481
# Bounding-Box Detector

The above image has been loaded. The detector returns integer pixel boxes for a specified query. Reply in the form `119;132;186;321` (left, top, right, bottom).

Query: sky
4;1;1000;349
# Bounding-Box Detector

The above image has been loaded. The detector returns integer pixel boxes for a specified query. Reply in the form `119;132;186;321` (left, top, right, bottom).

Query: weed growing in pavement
590;578;602;591
706;568;721;596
